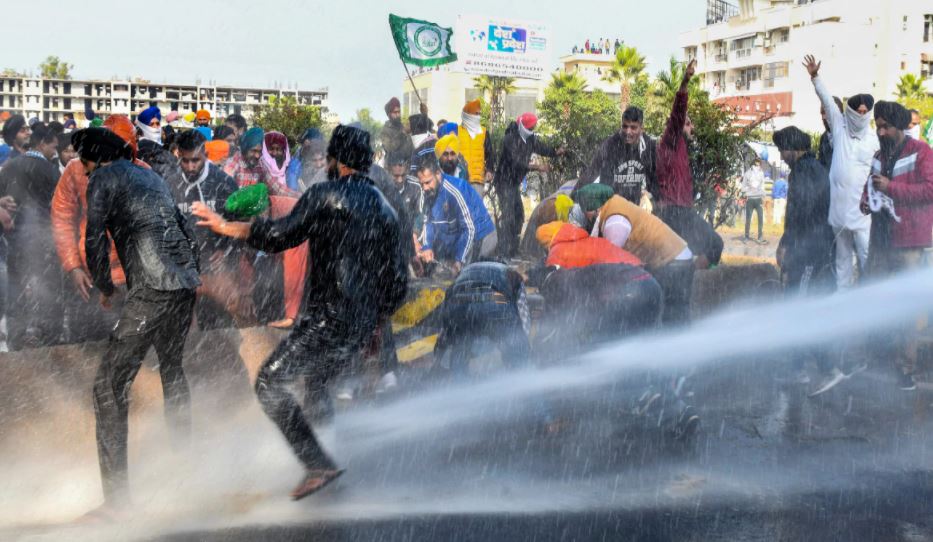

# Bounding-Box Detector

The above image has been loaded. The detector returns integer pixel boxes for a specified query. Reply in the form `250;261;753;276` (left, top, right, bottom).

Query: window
763;62;788;80
925;14;933;42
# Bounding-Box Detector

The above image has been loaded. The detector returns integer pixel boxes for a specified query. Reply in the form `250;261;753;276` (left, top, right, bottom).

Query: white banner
454;15;552;80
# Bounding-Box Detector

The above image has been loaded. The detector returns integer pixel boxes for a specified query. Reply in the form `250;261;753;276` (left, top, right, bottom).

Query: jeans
744;197;763;240
93;287;196;504
256;304;375;471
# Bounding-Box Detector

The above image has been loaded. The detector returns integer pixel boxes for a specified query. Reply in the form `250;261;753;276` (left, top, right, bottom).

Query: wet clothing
249;173;408;472
543;222;642;269
778;152;834;285
137;138;185;192
576;133;657;204
381;119;414;159
655;89;693;207
167;163;239;265
423;174;495;264
657;205;723;266
434;262;530;374
395;174;425;233
494;122;557;257
0;153;65;349
85;159;201;297
539;264;662;349
596;195;687;269
368;164;418;263
818;131;833;171
93;287;196;503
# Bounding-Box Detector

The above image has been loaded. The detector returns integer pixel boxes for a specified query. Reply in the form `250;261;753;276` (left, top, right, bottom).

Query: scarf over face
261;131;290;185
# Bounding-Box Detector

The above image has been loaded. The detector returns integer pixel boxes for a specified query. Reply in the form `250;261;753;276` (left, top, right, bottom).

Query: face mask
907;125;921;140
844;106;871;139
461;112;482;137
136;121;162;145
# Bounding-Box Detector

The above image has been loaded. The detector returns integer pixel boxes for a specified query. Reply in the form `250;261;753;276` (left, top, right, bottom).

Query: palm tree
474;75;517;126
654;56;700;101
897;73;926;100
549;71;588;93
602;45;646;110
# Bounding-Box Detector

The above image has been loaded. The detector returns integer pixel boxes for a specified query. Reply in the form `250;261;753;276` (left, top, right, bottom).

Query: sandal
290;469;345;501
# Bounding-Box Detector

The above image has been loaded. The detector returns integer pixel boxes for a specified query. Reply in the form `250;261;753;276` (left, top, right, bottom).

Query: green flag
389;14;457;67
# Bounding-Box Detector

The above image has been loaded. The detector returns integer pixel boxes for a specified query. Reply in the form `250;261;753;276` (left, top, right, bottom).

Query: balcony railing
715;53;728;62
735;48;752;59
735;80;749;91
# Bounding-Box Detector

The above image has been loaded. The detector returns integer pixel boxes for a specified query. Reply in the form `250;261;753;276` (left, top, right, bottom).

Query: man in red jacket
654;59;723;268
860;100;933;390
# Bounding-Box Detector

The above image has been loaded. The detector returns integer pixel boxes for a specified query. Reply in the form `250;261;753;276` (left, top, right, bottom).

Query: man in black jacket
575;106;657;204
773;126;839;394
817;96;843;171
494;113;563;258
77;127;201;519
192;125;408;500
0;123;65;349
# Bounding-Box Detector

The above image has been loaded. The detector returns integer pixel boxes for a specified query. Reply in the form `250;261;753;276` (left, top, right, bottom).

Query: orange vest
458;126;486;184
598;195;687;268
545;222;642;269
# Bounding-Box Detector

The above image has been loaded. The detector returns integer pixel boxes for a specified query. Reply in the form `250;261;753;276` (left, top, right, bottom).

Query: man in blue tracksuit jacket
415;156;496;274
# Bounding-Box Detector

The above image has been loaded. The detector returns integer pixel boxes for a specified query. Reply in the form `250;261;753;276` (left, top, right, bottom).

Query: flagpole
400;58;423;107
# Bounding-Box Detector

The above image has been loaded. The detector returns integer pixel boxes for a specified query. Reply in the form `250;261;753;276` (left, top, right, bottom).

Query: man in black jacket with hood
76;127;201;520
192;125;408;501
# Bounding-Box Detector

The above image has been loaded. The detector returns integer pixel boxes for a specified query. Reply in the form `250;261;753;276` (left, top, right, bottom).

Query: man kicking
192;125;408;499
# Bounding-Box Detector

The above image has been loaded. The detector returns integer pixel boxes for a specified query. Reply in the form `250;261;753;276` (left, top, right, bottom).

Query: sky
2;0;705;121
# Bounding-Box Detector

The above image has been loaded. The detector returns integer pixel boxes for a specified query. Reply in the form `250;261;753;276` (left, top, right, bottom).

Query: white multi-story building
0;76;329;124
558;52;620;97
679;0;933;133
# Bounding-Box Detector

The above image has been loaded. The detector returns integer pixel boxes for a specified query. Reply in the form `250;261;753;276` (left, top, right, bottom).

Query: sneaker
897;372;917;391
375;371;398;394
808;367;846;397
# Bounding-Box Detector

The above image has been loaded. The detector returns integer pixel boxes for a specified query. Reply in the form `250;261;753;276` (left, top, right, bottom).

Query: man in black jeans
77;127;201;521
741;160;767;244
192;125;408;501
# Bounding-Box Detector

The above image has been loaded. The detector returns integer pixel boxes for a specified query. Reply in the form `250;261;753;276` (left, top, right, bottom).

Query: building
402;64;545;125
558;52;620;97
679;0;933;133
0;75;329;124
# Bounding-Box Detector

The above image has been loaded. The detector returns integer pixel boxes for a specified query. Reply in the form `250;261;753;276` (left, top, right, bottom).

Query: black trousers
256;304;375;471
7;256;64;350
495;184;524;258
658;205;723;266
93;287;196;504
651;260;695;327
744;197;764;239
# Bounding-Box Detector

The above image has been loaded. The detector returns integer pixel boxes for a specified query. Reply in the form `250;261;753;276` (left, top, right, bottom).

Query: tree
537;85;621;194
252;96;323;145
350;108;383;141
548;72;588;94
896;73;927;100
39;56;73;80
654;56;700;102
1;68;24;77
602;45;646;110
474;75;517;126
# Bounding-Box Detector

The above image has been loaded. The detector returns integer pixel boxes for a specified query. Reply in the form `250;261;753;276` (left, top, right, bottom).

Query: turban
772;126;811;152
195;109;211;122
384;97;401;116
138;106;161;126
264;131;288;150
517;113;538;130
205;140;230;163
434;134;460;158
846;94;874;112
194;126;214;141
240;126;264;153
90;118;104;128
165;111;180;124
576;183;614;212
463;99;482;115
536;221;564;248
72;127;133;163
225;183;270;218
183;112;196;123
327;124;372;171
554;194;574;222
408;114;432;135
1;114;26;146
103;114;138;158
301;127;323;142
874;101;911;130
437;122;459;138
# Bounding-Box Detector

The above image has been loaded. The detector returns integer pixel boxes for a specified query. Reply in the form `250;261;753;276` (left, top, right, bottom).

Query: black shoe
898;372;917;391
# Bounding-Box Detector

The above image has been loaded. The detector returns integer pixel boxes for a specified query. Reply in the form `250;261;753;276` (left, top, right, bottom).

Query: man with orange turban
195;109;212;127
458;99;494;196
51;115;151;342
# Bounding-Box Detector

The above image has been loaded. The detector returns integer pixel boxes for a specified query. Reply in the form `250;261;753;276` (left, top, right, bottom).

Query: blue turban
301;127;323;142
437;122;459;138
0;144;10;167
240;126;264;153
194;126;213;141
138;106;162;126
